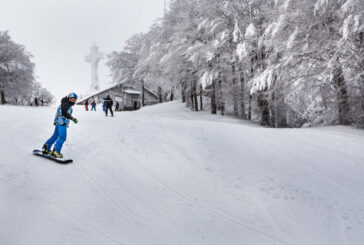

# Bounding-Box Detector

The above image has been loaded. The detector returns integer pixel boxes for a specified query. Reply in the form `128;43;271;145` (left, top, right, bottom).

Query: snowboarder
85;99;89;111
104;95;114;117
91;100;96;111
42;93;78;158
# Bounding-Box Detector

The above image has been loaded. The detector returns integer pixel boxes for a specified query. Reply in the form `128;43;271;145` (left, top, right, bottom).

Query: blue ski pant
45;125;67;152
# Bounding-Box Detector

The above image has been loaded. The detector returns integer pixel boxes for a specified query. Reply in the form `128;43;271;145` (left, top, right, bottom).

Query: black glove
71;117;78;124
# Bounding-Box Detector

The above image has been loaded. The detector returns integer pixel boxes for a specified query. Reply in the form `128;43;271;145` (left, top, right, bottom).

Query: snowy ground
1;101;364;245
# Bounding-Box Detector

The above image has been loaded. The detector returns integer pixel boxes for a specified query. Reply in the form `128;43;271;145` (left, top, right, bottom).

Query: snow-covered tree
107;0;364;128
0;31;34;104
0;31;54;105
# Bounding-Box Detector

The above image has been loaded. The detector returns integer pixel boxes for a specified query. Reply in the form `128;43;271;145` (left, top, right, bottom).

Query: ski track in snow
1;102;364;245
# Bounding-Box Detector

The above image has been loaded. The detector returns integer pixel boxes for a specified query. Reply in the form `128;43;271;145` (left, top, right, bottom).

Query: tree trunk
1;90;6;104
276;103;288;128
248;61;255;120
186;89;191;108
275;88;288;128
218;78;224;116
158;86;163;103
258;93;270;126
232;65;238;116
240;72;246;119
334;64;350;125
142;80;145;107
181;82;186;103
270;91;276;128
193;82;198;111
170;86;174;101
248;95;252;120
194;93;198;111
200;84;203;111
211;80;217;114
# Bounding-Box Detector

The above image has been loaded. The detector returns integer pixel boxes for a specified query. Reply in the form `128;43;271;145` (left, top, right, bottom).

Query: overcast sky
0;0;166;100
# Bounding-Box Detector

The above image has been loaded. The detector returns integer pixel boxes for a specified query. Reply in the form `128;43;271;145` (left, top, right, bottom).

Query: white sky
0;0;166;101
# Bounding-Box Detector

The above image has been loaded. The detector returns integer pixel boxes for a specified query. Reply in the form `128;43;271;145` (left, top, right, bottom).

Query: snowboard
32;150;73;164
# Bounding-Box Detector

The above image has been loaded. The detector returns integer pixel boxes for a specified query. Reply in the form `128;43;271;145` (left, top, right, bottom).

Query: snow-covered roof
90;85;119;97
124;90;141;95
144;87;159;98
77;84;152;104
77;83;122;103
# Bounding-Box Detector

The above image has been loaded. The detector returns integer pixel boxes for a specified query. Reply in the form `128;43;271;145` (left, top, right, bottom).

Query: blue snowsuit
45;97;74;153
91;101;96;111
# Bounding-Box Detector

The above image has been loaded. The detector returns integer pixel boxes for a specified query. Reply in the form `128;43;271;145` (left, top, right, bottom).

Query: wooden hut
77;83;159;111
77;84;141;111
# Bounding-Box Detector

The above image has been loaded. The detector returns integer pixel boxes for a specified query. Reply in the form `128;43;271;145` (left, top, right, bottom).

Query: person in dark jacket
42;93;78;158
104;95;114;117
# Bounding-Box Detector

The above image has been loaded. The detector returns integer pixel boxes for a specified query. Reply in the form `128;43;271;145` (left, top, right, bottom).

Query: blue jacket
54;97;74;127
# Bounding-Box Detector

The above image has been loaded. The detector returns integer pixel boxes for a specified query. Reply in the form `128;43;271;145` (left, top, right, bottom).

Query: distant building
77;83;159;111
119;89;141;110
143;87;159;106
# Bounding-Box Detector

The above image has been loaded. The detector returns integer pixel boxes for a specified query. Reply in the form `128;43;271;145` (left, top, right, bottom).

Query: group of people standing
33;97;46;106
84;99;97;111
84;95;114;117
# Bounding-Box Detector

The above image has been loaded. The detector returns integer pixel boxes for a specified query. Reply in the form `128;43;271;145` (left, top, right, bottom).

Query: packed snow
1;102;364;245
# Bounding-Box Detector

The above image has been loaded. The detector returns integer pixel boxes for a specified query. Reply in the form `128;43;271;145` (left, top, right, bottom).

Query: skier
104;95;114;117
85;99;89;111
42;93;78;158
91;100;96;111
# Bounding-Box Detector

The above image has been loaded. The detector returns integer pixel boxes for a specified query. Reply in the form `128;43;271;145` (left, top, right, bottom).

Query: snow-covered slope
1;102;364;245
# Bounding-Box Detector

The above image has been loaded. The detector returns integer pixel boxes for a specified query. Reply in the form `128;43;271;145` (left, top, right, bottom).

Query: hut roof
77;83;124;104
144;87;159;99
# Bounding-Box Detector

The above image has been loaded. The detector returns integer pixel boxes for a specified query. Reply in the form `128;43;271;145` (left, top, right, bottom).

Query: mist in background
0;0;165;101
